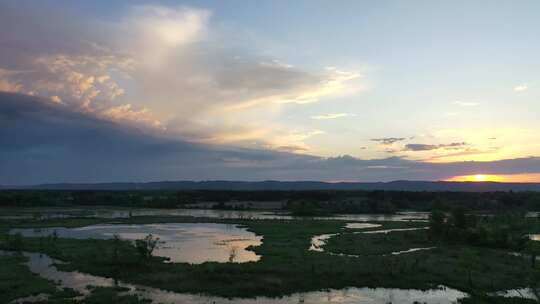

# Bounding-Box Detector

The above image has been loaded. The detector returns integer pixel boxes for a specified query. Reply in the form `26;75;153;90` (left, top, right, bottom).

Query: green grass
0;253;84;304
0;215;536;299
325;229;432;256
0;251;154;304
0;253;57;303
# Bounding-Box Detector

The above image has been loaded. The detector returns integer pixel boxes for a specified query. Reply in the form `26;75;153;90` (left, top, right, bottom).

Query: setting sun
474;174;488;182
4;2;540;302
446;174;503;182
447;173;540;183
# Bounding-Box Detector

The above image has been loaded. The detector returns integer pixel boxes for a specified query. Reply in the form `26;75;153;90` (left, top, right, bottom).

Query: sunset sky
1;1;540;184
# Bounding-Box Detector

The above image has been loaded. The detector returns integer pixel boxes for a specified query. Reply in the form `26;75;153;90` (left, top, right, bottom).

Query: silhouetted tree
228;246;238;263
429;210;446;236
527;240;540;269
451;207;467;229
459;249;479;288
135;234;160;260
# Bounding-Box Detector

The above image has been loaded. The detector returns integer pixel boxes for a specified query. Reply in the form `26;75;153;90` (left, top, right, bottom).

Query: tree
135;234;160;260
459;249;479;288
112;234;121;263
32;212;42;221
528;267;540;302
288;199;324;216
429;209;446;236
228;246;238;263
527;240;540;269
451;207;467;229
47;229;59;252
8;233;23;251
111;234;121;286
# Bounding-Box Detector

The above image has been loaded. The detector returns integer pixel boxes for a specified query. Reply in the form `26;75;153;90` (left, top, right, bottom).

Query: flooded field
2;206;536;303
344;223;382;229
1;251;468;304
309;224;434;257
362;227;429;234
10;223;262;264
0;207;430;221
529;234;540;241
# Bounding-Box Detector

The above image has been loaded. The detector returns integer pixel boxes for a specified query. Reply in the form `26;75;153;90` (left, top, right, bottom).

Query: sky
1;1;540;184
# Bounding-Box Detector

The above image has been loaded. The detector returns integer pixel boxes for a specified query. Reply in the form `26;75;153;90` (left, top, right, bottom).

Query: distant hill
3;180;540;192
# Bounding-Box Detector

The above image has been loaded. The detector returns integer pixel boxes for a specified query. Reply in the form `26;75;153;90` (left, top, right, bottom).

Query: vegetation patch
0;253;83;304
1;215;538;300
325;229;433;256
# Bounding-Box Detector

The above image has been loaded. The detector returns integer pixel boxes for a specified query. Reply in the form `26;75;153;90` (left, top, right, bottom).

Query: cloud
514;84;528;92
2;92;540;184
403;144;439;151
425;147;500;161
50;96;62;104
275;145;309;153
311;113;355;120
371;137;406;145
0;52;160;129
0;4;362;151
100;104;164;130
0;69;23;92
403;142;467;152
453;100;479;107
126;5;210;50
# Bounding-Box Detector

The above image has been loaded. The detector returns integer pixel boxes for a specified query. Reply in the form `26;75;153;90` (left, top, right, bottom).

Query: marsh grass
0;215;536;300
0;254;58;303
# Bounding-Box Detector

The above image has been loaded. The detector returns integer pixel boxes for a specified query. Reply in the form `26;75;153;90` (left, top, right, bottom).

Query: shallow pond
529;234;540;241
309;233;338;252
2;251;468;304
10;223;262;264
344;223;382;229
493;288;538;300
362;227;429;234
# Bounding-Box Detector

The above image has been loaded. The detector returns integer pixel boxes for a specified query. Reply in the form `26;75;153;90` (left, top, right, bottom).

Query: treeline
281;190;540;214
1;189;540;212
286;198;398;216
429;208;540;251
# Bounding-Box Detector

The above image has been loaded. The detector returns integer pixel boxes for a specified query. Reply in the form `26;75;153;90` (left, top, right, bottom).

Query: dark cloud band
1;92;539;184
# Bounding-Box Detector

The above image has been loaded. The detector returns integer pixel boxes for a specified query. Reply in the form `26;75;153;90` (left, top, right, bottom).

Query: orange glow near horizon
473;174;488;182
446;173;540;183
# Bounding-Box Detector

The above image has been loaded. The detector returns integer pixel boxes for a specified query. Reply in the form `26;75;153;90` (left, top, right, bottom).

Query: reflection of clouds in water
214;238;253;245
3;251;467;304
11;223;262;264
104;232;167;241
345;223;382;229
138;285;467;304
24;253;115;295
362;227;428;234
529;234;540;241
2;207;431;221
310;223;433;257
309;234;338;252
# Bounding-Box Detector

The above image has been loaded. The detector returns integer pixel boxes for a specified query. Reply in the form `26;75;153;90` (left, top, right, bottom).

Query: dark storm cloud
0;92;314;184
